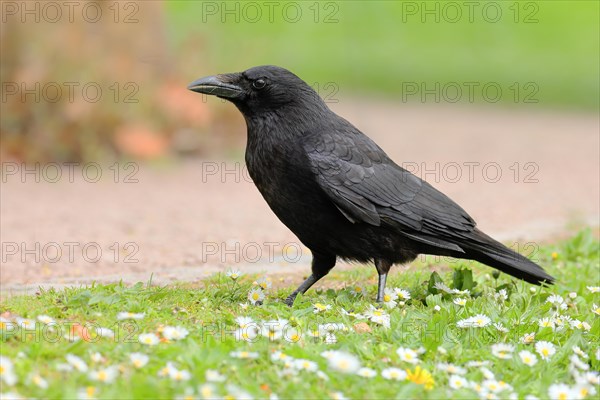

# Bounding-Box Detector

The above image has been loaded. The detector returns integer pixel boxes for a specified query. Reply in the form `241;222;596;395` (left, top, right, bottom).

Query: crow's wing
303;126;475;251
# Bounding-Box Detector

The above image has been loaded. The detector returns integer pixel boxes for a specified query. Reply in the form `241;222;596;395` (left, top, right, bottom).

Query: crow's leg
374;259;393;303
284;253;336;306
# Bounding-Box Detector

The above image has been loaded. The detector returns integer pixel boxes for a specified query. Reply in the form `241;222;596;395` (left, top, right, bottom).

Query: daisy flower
247;288;265;305
199;383;217;399
0;356;17;386
95;327;115;339
586;286;599;293
230;351;259;359
226;268;243;280
340;308;365;319
293;359;318;372
205;369;226;382
518;350;538;366
29;373;48;389
350;284;366;297
448;374;468;389
162;326;189;341
546;294;567;310
433;282;453;294
77;386;98;399
168;366;191;382
235;326;259;342
364;305;390;328
330;392;348;400
381;367;407;381
90;352;105;363
235;316;254;328
129;353;149;369
66;354;88;372
261;319;287;341
284;327;302;343
116;312;145;320
37;315;55;325
271;351;291;363
573;384;596;399
592;304;600;316
456;314;491;328
15;317;36;330
573;346;588;359
493;322;509;333
538;317;555;330
494;289;508;301
520;332;535;344
569;354;589;371
397;347;420;364
491;343;514;359
357;367;377;378
568;292;577;299
535;341;556;360
382;288;398;308
313;303;331;313
138;333;160;346
325;351;361;374
254;276;272;291
436;363;466;375
88;366;119;383
316;370;329;381
394;288;411;300
548;383;574;400
453;298;467;306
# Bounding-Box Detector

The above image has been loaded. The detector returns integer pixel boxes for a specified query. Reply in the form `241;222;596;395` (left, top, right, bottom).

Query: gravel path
1;101;598;295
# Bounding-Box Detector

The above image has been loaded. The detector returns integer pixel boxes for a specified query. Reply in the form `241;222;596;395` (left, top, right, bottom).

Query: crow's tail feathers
463;229;554;285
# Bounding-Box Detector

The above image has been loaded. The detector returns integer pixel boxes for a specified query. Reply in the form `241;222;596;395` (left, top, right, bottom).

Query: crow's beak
187;75;243;99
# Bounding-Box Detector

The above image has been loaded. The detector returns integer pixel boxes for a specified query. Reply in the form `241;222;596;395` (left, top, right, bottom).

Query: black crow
188;65;554;305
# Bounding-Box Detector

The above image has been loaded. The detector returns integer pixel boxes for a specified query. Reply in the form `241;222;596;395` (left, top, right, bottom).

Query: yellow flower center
86;387;96;397
384;295;391;302
542;348;549;356
98;371;107;381
252;293;260;300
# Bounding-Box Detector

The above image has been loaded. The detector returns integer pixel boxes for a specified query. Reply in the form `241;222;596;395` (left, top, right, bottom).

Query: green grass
1;229;599;399
168;1;599;110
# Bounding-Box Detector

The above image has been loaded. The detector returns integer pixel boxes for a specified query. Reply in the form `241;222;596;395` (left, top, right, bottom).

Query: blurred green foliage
169;0;599;109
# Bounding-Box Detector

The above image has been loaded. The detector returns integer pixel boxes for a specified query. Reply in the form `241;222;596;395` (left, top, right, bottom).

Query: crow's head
188;65;325;115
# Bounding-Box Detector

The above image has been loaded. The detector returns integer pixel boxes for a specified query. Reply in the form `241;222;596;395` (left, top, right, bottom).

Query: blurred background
1;0;598;162
1;1;598;292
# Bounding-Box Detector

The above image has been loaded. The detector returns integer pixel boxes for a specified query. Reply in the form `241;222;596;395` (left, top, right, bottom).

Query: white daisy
37;315;55;325
535;341;556;360
235;316;255;328
349;284;366;297
138;333;160;346
381;367;407;381
448;374;468;389
364;306;390;328
129;353;149;368
247;288;265;305
493;322;508;333
226;268;243;280
230;351;259;359
586;286;600;293
382;288;398;309
436;363;466;375
491;343;514;359
573;346;588;359
548;383;574;400
313;303;332;313
205;369;226;382
538;317;555;330
88;366;119;383
116;312;145;320
0;356;17;386
15;317;36;330
394;288;411;300
520;332;536;344
235;326;259;342
357;367;377;378
66;354;88;372
162;326;189;341
453;298;467;306
29;373;48;389
293;359;318;372
518;350;538;366
325;351;361;374
95;327;115;339
396;347;420;364
254;276;272;291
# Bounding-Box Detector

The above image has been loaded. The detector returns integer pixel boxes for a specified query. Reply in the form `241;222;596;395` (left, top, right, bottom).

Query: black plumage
188;65;554;304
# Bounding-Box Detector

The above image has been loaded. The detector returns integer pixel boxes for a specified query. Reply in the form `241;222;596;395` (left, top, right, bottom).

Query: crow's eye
253;79;266;89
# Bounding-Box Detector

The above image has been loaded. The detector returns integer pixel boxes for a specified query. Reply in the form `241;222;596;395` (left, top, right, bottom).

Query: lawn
1;229;599;399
